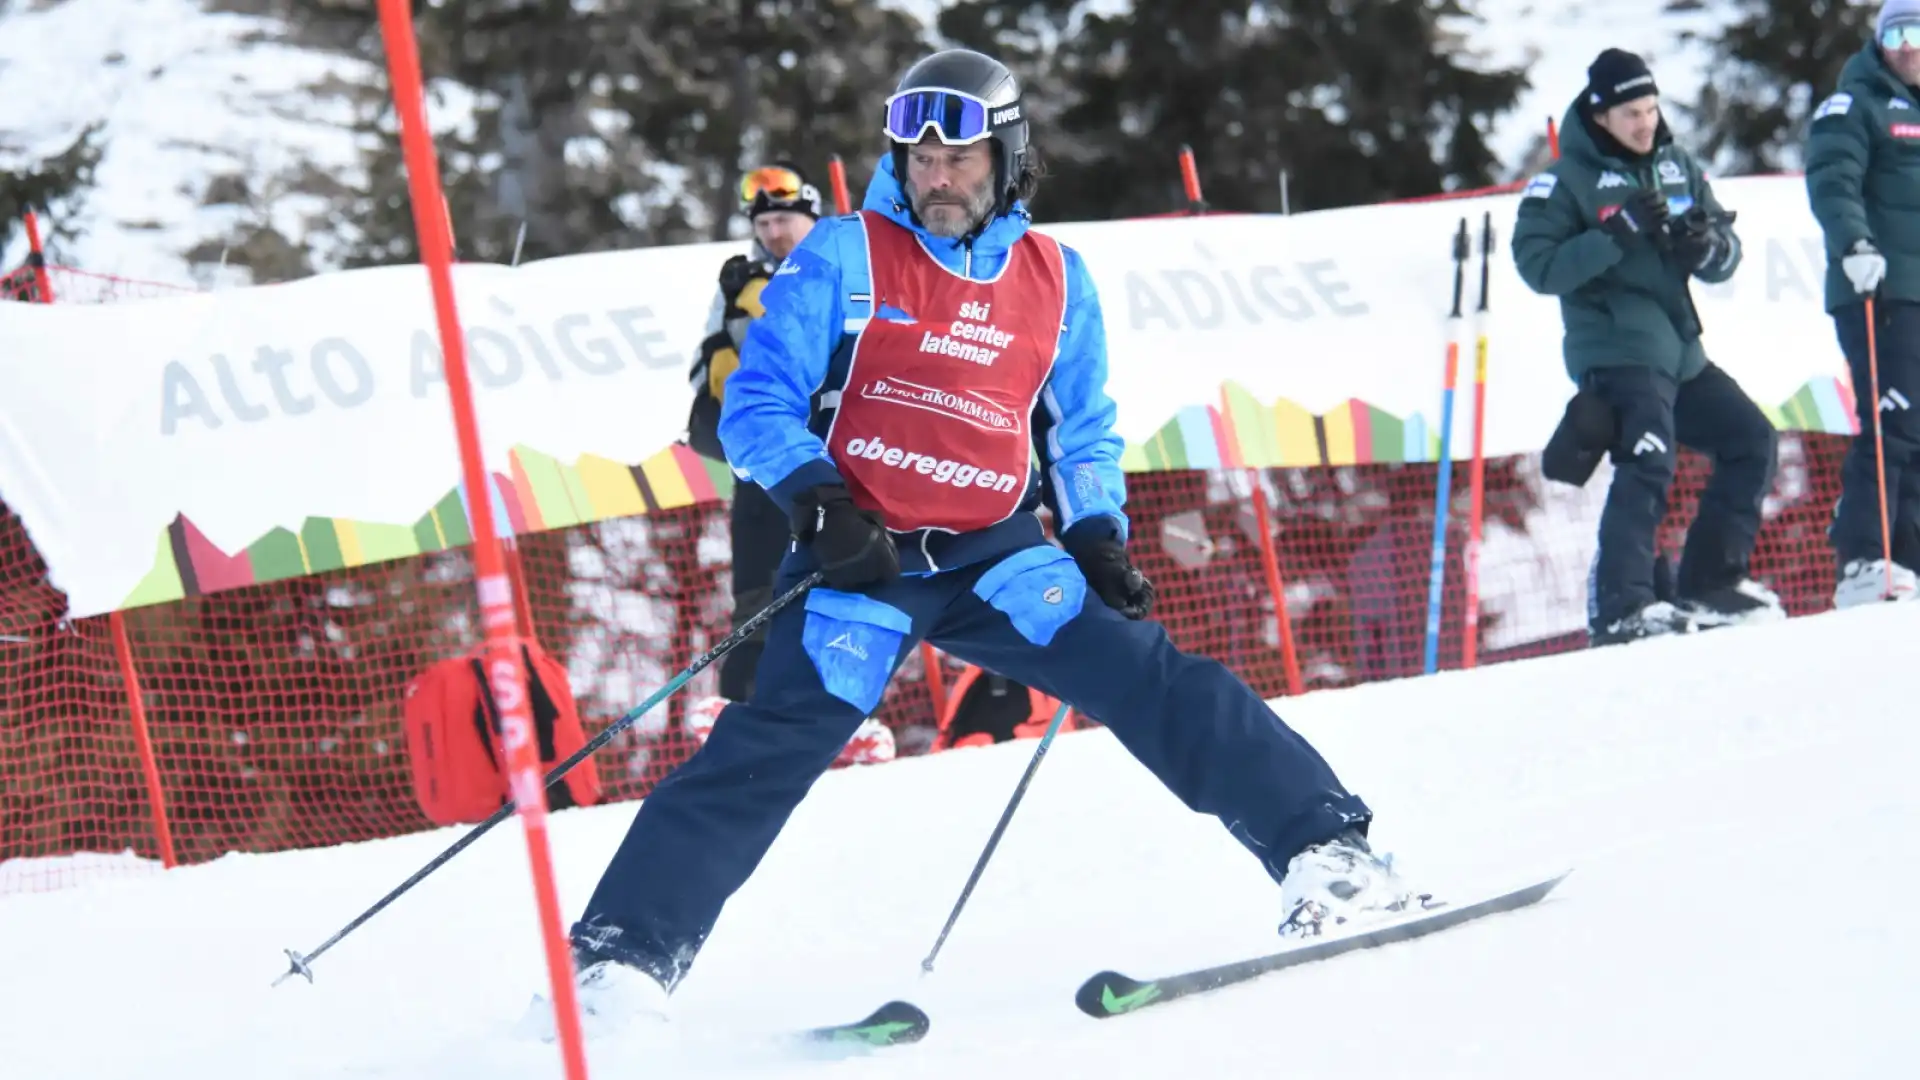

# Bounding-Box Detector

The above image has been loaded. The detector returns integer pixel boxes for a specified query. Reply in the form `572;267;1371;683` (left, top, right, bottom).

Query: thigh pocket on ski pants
972;546;1087;647
800;589;911;714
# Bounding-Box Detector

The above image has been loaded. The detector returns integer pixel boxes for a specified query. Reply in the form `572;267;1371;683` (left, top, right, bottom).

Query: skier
685;164;826;701
1512;48;1784;646
1804;0;1920;606
540;48;1411;1034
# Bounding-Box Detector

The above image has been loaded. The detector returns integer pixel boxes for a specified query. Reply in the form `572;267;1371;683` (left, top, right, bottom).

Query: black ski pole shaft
1478;210;1494;313
272;569;825;987
1450;216;1469;320
920;701;1073;974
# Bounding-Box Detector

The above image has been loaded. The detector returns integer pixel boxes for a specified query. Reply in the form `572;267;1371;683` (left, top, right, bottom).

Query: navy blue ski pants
1584;362;1777;629
1832;301;1920;570
571;541;1371;986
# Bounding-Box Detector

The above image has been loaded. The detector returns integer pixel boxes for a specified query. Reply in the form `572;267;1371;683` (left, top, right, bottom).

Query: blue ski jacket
716;154;1130;575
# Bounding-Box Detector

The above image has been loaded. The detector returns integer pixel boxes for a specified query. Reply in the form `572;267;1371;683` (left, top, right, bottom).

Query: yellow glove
708;345;740;401
734;276;769;319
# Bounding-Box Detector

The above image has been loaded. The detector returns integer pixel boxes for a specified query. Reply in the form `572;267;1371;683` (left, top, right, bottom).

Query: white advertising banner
0;176;1858;618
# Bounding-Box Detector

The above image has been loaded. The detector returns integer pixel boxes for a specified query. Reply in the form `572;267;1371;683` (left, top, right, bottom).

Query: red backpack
401;641;602;825
934;665;1075;751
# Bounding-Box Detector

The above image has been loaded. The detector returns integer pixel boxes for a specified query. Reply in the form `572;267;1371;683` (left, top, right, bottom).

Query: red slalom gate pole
1184;148;1303;694
22;210;56;302
828;154;854;217
1177;144;1205;211
372;3;589;1077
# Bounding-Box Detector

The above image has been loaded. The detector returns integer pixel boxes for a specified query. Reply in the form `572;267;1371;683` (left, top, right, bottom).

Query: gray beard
907;181;996;238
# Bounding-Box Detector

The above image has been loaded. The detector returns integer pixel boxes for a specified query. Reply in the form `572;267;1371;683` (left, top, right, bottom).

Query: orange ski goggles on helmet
739;166;806;206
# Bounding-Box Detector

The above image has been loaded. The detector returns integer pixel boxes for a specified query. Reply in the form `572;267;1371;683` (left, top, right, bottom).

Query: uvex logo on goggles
884;88;1023;145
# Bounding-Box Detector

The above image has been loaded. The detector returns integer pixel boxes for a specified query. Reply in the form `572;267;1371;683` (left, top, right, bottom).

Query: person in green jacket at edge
1513;48;1785;647
1804;0;1920;607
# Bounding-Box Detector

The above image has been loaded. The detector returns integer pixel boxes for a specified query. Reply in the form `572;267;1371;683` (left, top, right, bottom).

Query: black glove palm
790;485;900;591
1067;535;1155;620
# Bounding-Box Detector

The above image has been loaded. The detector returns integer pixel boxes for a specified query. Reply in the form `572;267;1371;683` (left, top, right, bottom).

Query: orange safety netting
0;264;1860;895
2;262;195;305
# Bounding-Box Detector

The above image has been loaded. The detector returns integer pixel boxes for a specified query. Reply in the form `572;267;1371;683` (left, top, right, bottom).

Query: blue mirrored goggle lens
1882;24;1920;49
885;90;990;143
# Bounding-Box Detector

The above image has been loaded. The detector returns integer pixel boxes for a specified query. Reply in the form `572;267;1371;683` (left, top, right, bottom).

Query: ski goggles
1883;22;1920;50
883;88;1020;145
739;166;806;206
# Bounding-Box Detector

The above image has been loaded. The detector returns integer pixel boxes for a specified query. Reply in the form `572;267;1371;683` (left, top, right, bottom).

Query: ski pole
1462;211;1494;669
1865;297;1895;599
921;700;1074;974
1423;219;1471;675
272;569;826;987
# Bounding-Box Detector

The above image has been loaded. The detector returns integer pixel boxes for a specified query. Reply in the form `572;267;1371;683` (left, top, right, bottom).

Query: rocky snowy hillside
0;0;1737;290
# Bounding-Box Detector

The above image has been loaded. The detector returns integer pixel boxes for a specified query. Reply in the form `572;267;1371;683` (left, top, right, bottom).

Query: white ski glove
1843;239;1887;295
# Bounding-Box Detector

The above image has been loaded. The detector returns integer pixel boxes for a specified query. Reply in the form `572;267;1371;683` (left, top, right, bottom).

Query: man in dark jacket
1804;0;1920;607
1513;48;1783;646
685;164;822;699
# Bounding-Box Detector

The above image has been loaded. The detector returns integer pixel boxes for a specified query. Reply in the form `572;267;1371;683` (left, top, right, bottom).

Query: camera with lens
1666;205;1736;244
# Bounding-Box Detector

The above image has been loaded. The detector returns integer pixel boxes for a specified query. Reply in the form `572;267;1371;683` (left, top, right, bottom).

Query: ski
1075;870;1571;1019
795;999;930;1049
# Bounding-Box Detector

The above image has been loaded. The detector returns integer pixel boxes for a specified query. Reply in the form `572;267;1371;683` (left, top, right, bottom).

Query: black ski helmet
886;49;1030;219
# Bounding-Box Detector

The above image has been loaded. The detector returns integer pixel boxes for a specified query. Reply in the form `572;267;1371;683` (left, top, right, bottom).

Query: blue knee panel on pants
800;589;912;714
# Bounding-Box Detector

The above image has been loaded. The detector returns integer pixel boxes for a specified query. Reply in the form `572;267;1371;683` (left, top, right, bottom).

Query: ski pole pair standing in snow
532;47;1419;1036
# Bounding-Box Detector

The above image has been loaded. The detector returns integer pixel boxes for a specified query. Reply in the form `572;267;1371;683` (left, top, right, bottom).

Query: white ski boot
1278;829;1426;939
516;956;673;1043
1834;559;1919;608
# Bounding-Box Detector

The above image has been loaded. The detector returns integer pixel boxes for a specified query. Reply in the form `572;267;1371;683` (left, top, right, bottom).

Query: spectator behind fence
1804;0;1920;606
1513;47;1784;647
682;162;898;763
684;163;824;702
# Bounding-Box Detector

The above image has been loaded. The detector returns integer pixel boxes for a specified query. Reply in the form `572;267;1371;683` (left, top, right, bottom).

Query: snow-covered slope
1;0;1742;287
5;600;1917;1079
0;0;372;287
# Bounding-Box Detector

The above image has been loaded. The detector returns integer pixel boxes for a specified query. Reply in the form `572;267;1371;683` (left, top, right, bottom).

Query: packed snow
5;599;1917;1078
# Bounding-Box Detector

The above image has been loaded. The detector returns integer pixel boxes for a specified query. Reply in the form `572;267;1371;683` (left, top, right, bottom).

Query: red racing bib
827;211;1068;534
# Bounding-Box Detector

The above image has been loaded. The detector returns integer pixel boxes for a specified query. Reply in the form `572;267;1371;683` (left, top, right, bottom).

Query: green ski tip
802;1000;930;1048
1078;972;1161;1016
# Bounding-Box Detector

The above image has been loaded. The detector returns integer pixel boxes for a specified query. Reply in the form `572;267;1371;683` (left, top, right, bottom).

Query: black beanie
1585;48;1658;113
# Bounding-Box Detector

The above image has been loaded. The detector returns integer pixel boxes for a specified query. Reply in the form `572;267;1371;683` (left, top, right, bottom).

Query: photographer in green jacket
1514;48;1783;646
1804;0;1920;607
